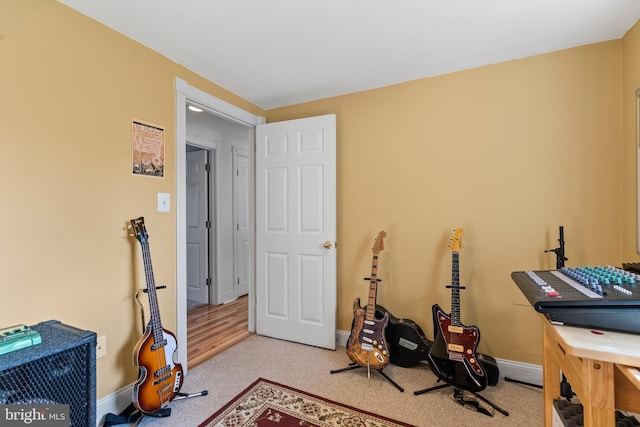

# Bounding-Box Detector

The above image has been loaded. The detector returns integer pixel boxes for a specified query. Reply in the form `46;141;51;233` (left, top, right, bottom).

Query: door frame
175;78;265;373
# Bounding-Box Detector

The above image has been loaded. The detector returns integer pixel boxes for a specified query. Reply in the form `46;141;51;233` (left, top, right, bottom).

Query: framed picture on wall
132;119;165;177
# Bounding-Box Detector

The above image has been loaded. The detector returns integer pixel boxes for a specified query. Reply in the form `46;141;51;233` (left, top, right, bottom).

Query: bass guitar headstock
449;228;463;253
129;217;149;244
372;231;386;255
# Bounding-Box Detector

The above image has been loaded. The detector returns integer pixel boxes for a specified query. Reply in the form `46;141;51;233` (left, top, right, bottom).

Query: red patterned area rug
198;378;414;427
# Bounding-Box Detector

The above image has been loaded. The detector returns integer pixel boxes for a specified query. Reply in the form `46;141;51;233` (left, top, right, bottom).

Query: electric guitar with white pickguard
346;231;390;370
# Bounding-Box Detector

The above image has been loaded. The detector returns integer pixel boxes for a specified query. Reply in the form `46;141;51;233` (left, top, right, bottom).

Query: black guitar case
477;352;499;386
376;305;431;367
375;305;499;386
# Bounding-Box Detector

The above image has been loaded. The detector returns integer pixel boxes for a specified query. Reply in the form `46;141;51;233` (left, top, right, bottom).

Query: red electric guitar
427;228;487;392
130;217;183;414
346;231;390;370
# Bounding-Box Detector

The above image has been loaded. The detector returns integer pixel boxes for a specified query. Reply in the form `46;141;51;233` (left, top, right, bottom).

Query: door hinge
237;277;240;285
205;163;210;172
206;277;212;286
205;220;211;228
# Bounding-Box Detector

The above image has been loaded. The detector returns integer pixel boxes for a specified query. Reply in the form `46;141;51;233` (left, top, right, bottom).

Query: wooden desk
543;317;640;426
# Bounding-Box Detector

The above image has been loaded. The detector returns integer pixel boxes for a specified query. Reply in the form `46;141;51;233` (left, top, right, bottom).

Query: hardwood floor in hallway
187;295;252;368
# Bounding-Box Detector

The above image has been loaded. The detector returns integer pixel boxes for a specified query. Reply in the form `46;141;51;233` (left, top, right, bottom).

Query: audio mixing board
511;265;640;334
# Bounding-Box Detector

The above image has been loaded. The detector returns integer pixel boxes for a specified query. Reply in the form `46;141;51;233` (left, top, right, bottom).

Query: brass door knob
323;241;333;249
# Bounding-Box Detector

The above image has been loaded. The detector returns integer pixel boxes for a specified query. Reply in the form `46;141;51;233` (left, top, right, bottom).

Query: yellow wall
623;21;640;260
2;0;638;401
268;40;628;365
0;1;263;399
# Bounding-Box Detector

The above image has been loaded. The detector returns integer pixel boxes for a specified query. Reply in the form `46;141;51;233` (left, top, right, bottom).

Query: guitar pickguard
133;327;184;414
346;298;390;370
428;305;486;391
435;307;483;375
160;330;182;392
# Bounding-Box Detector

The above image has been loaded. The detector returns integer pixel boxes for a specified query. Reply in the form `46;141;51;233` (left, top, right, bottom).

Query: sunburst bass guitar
346;231;390;370
130;217;184;414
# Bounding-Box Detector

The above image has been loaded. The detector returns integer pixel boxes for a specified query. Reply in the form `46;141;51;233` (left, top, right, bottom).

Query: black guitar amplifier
0;320;96;426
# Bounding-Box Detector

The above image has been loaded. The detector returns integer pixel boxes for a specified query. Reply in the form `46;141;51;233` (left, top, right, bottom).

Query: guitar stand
103;391;209;426
414;382;509;417
504;376;543;389
330;362;404;392
330;276;404;393
103;287;208;426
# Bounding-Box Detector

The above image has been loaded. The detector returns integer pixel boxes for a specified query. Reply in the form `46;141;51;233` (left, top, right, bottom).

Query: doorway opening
186;295;251;367
176;77;265;373
184;111;252;367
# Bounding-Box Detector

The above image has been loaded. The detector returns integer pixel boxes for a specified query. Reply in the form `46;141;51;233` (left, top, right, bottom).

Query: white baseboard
336;329;542;386
494;357;543;386
336;329;350;347
96;383;134;427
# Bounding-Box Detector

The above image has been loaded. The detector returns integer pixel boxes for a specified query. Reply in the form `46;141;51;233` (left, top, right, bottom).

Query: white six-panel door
186;149;209;304
255;114;336;349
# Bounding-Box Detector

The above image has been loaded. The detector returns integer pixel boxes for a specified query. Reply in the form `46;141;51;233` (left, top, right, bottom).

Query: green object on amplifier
0;324;42;355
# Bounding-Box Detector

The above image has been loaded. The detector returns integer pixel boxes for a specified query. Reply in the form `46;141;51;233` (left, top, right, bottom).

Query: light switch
157;192;171;212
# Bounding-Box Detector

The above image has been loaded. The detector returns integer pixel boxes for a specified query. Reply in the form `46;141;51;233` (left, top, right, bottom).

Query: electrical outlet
96;335;107;359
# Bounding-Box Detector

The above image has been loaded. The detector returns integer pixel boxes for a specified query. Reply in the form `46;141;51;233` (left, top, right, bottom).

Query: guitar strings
141;239;171;406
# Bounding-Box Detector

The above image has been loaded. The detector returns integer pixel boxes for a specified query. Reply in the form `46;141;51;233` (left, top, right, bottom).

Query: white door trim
175;77;265;373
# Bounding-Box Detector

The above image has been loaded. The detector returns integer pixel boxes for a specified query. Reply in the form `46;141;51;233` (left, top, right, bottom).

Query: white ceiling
58;0;640;110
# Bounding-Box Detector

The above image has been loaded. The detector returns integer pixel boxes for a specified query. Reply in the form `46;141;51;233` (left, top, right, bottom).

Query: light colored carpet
138;334;543;427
